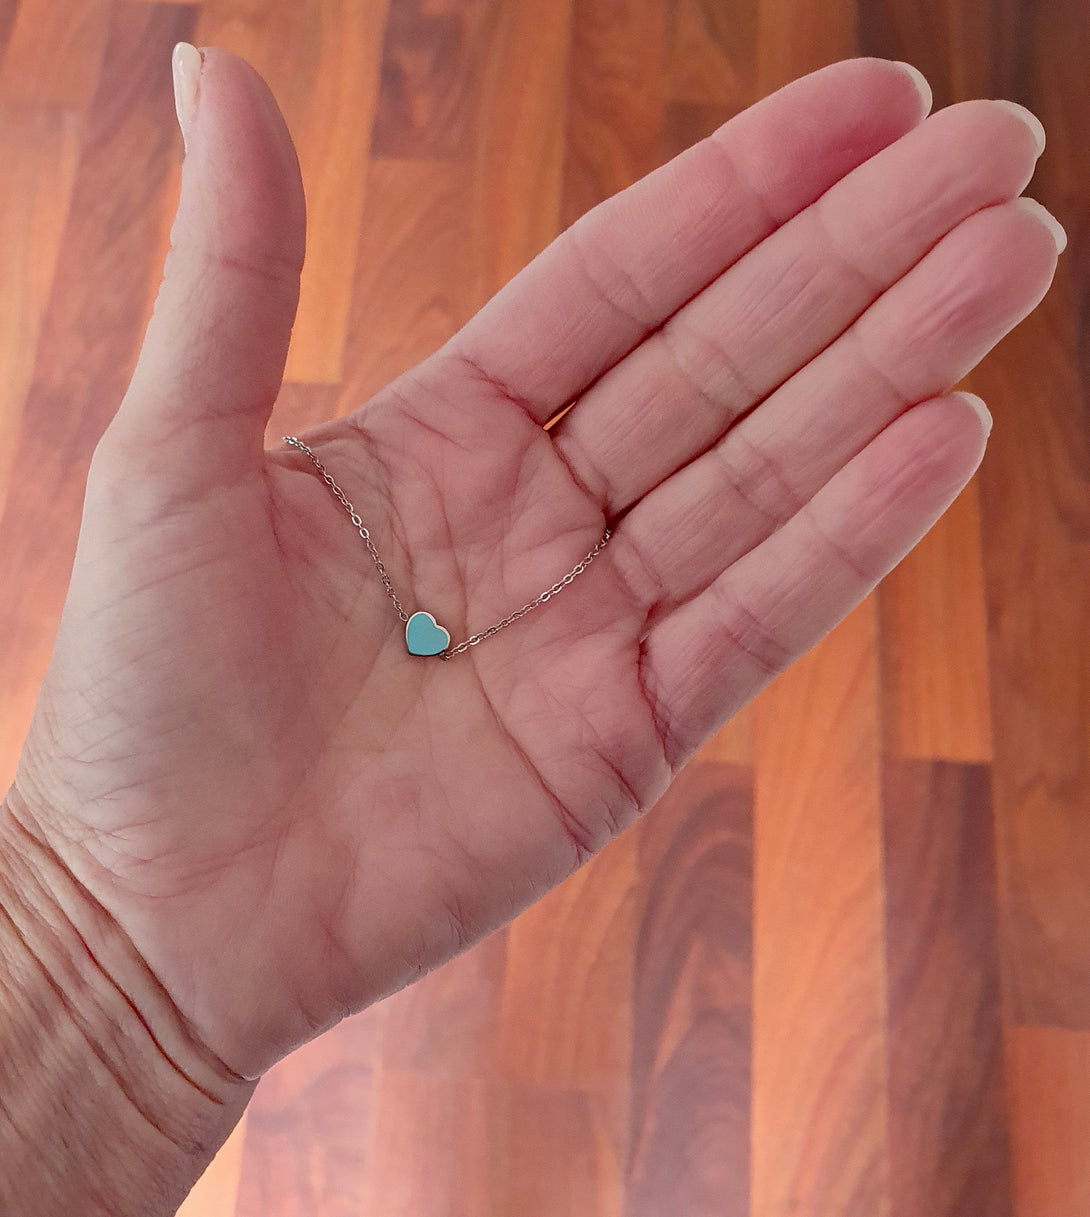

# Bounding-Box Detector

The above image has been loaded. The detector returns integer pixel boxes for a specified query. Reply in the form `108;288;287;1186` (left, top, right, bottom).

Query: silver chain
282;436;611;659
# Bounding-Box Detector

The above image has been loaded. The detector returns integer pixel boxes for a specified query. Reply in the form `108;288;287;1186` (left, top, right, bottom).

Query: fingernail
1012;196;1068;253
172;42;203;153
892;61;933;115
991;99;1046;156
952;391;993;437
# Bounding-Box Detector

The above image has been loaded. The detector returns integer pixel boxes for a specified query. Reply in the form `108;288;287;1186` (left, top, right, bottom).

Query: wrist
0;786;255;1216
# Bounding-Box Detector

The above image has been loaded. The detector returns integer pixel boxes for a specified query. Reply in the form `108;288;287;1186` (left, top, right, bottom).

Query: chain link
282;436;611;659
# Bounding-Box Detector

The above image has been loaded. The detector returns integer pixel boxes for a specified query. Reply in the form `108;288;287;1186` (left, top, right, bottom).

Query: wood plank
467;0;571;300
691;703;753;767
663;99;736;161
754;0;854;94
359;1069;493;1215
334;0;574;416
978;0;1090;1035
0;105;81;561
0;4;192;775
234;1003;389;1215
1006;1027;1090;1217
882;758;1010;1216
627;760;752;1215
0;0;108;108
236;1066;375;1215
856;0;1021;112
0;0;21;54
878;480;993;761
496;832;637;1091
490;1084;626;1216
859;20;1090;1217
371;0;488;161
666;0;754;108
562;0;668;230
973;292;1090;1028
751;602;888;1217
331;158;479;412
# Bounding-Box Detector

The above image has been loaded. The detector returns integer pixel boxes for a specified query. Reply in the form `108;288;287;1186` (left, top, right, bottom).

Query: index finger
440;58;932;425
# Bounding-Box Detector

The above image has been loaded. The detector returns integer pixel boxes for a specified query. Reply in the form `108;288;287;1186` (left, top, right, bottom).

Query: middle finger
551;98;1044;515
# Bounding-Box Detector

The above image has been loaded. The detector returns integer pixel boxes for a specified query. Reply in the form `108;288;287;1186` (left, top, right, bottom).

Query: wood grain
465;0;571;301
0;0;108;109
372;0;486;161
562;0;668;229
0;1;1085;1214
333;157;479;408
751;603;889;1217
497;834;637;1092
882;758;1010;1216
976;294;1090;1022
0;105;80;592
879;480;994;761
628;760;752;1215
233;1004;390;1215
0;2;189;772
1007;1027;1090;1216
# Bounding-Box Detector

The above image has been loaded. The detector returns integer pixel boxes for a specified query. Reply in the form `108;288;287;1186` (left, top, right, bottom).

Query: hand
4;48;1061;1083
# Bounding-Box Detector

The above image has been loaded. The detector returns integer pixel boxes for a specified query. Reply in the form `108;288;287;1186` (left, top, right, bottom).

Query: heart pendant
405;611;451;656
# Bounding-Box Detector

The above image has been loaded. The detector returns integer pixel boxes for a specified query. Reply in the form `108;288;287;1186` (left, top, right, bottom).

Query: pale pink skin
8;49;1059;1079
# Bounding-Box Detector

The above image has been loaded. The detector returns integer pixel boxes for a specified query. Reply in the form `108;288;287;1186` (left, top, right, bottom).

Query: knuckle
709;579;793;678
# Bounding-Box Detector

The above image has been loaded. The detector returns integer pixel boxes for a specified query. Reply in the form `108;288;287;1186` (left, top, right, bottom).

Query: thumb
102;44;306;493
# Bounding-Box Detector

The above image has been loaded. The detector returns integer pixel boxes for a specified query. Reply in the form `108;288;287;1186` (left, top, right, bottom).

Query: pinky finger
641;391;992;771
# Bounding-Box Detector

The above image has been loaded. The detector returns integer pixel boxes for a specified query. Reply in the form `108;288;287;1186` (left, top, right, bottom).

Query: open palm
6;48;1060;1082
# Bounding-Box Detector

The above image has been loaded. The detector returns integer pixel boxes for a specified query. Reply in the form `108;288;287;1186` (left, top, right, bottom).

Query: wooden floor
1;1;1087;1215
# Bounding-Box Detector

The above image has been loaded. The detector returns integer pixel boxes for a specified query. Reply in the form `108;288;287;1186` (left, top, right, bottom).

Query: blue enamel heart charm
405;611;450;656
